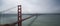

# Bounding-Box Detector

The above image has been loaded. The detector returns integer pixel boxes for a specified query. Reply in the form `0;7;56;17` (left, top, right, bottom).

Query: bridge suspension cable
0;6;17;13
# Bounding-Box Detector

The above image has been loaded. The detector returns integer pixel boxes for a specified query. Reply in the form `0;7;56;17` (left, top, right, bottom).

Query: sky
0;0;60;14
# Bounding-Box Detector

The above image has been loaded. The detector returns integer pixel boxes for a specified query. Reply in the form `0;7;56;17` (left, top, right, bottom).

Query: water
0;14;60;26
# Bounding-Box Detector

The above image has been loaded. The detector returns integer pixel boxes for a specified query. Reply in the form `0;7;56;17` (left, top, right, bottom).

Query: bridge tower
18;5;22;26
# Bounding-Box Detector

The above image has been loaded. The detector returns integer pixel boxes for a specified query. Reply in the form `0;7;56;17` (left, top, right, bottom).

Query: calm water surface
0;14;60;26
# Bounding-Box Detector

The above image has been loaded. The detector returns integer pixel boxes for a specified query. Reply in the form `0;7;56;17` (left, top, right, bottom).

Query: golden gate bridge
0;5;39;26
0;5;60;26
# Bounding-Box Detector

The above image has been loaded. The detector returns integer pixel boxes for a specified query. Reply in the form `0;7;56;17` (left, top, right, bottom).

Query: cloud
22;0;60;14
0;0;18;13
0;0;3;6
0;0;60;14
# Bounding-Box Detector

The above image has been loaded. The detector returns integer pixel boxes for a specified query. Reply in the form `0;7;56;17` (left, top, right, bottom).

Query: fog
0;0;60;14
0;0;60;26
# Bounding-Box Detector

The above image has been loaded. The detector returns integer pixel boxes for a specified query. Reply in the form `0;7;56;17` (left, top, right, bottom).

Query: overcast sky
0;0;60;14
